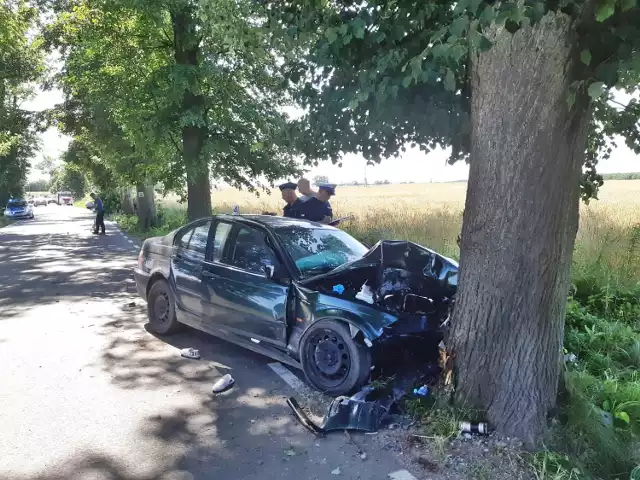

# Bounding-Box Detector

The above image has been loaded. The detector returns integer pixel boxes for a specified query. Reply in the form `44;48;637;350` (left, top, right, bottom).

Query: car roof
8;198;26;202
215;214;338;231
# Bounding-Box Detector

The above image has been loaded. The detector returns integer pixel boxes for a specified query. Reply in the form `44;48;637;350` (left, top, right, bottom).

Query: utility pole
364;163;368;187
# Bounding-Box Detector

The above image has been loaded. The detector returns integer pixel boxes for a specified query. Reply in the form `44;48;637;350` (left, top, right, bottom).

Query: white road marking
388;470;417;480
267;362;307;392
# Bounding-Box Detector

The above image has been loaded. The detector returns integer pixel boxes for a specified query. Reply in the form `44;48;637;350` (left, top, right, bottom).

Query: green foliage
50;164;88;199
49;0;301;214
601;172;640;180
114;205;187;240
0;1;45;205
265;0;640;200
26;179;50;192
557;289;640;479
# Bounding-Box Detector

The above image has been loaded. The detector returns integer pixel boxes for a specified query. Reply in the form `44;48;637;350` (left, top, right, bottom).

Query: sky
24;85;639;185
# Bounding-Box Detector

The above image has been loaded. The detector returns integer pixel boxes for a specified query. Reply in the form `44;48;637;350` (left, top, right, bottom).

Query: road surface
0;205;417;480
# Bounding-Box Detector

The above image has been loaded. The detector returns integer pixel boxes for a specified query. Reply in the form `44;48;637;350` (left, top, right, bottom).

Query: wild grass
114;179;640;479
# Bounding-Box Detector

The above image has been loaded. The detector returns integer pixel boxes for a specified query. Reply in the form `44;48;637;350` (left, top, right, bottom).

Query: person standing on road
90;192;106;235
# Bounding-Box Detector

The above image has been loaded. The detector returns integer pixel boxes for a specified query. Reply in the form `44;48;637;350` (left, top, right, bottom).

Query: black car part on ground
287;362;443;435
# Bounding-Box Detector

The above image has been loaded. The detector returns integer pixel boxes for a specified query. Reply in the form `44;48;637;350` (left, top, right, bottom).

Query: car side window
187;221;212;255
228;226;277;274
175;227;194;249
212;222;232;261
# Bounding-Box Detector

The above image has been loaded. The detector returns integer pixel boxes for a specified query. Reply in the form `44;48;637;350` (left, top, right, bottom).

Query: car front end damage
292;240;458;378
286;240;458;434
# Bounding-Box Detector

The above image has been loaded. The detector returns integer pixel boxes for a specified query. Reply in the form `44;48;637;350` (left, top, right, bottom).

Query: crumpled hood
298;240;458;331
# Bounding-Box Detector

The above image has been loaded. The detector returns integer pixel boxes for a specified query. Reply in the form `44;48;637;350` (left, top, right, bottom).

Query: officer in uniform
299;183;335;223
279;181;303;218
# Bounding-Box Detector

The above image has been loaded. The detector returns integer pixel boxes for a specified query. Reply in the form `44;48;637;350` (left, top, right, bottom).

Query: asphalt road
0;205;416;480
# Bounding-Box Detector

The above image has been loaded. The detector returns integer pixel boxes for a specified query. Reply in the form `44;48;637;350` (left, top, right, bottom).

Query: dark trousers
95;211;105;233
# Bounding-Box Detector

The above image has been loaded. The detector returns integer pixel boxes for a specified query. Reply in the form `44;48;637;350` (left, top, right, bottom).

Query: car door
171;219;212;324
201;223;289;349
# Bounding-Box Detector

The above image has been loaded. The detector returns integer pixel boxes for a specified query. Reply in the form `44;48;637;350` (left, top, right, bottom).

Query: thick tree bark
136;182;157;230
450;12;592;446
172;7;212;221
120;188;135;215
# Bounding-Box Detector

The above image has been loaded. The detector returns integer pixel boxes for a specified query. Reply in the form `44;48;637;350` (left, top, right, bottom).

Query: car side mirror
263;264;275;280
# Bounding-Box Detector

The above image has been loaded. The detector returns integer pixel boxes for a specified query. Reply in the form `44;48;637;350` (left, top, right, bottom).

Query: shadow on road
0;217;137;320
0;212;373;480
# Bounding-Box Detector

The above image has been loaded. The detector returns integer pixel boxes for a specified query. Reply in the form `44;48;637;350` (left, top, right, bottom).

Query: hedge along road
0;205;416;480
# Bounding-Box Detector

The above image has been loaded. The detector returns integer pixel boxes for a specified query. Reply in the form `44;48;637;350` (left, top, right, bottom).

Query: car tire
147;279;182;335
299;319;371;397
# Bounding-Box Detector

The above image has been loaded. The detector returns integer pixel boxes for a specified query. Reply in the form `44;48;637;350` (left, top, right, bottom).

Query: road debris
180;347;201;360
212;374;234;393
459;422;489;435
331;467;341;475
413;385;428;397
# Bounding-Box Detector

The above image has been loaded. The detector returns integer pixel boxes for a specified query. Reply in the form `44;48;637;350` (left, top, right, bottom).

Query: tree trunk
450;12;592;446
136;182;157;230
120;188;135;215
171;7;212;221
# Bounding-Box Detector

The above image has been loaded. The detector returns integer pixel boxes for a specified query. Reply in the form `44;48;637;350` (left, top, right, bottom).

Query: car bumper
134;268;150;301
4;212;31;219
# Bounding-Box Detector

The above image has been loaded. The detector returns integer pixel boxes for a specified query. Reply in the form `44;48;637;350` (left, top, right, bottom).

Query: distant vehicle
3;199;34;219
57;191;73;205
33;197;47;207
134;214;458;396
47;197;57;204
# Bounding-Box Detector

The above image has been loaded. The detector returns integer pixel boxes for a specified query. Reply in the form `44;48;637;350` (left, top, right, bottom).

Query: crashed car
134;215;458;396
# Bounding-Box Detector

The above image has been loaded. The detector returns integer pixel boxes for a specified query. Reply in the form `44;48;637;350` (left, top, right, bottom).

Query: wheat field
162;179;640;288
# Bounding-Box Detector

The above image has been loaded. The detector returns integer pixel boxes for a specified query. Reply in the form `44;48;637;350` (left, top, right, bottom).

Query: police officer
279;181;303;218
299;183;335;223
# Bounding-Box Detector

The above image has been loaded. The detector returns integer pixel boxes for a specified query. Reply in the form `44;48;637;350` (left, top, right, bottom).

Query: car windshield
7;200;27;207
275;227;369;277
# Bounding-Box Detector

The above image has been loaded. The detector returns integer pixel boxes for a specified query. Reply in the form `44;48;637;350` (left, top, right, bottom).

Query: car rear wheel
147;279;182;335
299;319;371;396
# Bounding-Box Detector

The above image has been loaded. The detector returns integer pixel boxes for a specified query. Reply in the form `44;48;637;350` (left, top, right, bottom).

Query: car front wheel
147;279;182;335
299;319;371;396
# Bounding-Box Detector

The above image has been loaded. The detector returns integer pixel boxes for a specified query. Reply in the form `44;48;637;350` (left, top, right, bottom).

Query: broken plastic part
355;282;374;304
286;392;390;435
332;284;345;294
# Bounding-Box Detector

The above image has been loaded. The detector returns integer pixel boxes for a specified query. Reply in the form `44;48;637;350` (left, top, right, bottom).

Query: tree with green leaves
49;163;87;198
49;0;301;221
266;0;640;445
0;0;44;205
